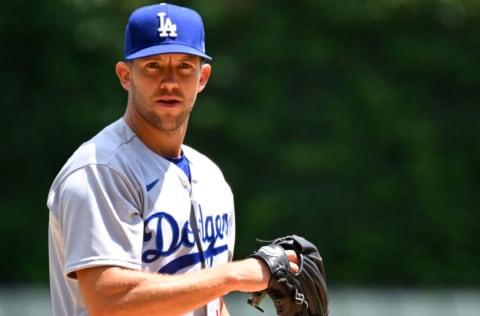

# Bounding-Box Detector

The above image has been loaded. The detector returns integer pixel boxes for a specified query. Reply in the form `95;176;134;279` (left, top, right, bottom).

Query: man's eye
179;63;193;69
146;62;160;69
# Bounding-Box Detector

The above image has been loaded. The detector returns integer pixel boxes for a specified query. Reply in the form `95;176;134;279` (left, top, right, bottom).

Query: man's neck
123;114;187;158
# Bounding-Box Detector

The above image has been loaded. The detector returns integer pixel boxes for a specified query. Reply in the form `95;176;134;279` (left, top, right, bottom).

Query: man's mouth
156;98;181;107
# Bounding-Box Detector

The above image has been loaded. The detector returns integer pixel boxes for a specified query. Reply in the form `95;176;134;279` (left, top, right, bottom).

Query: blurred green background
1;0;479;290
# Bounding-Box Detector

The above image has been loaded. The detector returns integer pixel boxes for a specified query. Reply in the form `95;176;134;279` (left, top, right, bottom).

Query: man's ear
197;63;212;93
115;61;131;91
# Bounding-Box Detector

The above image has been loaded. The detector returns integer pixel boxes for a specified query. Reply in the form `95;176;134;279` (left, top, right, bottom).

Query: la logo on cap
158;12;177;38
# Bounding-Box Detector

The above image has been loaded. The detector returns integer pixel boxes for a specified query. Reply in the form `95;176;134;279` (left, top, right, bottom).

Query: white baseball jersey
47;118;235;316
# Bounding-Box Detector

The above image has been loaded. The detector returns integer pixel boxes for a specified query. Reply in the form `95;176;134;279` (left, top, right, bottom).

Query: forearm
77;259;269;316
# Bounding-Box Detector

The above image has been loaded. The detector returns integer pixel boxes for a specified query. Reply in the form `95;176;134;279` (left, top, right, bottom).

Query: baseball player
47;3;299;316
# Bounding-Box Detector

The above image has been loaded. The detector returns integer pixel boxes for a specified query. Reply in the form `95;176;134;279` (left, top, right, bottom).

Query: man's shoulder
182;145;227;180
50;119;138;184
182;145;216;167
70;118;134;162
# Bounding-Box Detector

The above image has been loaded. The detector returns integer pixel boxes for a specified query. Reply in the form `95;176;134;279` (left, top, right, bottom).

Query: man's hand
247;235;329;316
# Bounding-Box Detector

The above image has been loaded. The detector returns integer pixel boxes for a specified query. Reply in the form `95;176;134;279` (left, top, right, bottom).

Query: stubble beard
130;82;191;133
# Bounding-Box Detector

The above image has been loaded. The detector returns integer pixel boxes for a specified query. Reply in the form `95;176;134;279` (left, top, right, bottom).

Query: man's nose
160;66;179;88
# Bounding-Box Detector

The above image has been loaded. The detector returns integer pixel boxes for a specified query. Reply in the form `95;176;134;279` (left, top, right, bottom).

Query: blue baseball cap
124;3;212;61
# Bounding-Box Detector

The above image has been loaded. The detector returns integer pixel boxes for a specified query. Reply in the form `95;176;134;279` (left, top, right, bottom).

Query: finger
286;250;299;264
289;261;299;273
286;250;300;273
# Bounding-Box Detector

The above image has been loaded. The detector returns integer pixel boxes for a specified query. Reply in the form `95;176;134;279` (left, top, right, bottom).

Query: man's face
124;53;210;132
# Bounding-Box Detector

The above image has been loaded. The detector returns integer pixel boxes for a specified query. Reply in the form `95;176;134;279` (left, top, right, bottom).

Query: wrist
225;259;269;292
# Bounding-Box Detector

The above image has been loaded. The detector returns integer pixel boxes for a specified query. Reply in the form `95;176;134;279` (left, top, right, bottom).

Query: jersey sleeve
53;164;144;278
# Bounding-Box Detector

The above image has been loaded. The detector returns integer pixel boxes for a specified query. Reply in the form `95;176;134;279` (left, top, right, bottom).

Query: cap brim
125;44;212;61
